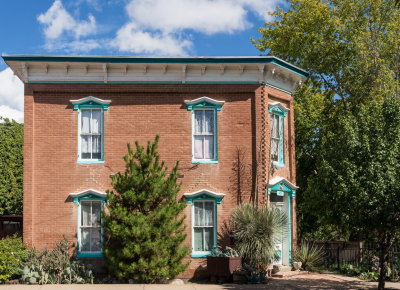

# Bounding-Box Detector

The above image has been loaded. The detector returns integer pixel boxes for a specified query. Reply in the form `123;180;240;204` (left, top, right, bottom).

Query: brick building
3;55;307;277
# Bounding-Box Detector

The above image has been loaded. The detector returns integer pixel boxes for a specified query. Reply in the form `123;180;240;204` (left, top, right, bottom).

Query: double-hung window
193;200;215;253
81;109;102;160
70;96;111;164
183;189;224;258
270;113;281;163
194;110;215;160
184;97;224;164
80;200;102;254
268;102;288;167
70;189;107;258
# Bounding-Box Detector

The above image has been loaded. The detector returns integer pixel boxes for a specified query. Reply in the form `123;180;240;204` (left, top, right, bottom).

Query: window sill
192;160;218;164
77;252;103;258
77;160;105;164
191;252;212;258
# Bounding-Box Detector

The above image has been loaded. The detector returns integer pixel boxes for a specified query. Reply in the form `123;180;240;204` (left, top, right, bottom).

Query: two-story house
3;55;307;278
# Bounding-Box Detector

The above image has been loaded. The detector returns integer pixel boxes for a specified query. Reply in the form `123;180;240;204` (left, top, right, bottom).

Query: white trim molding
69;189;107;199
184;96;225;107
269;176;298;190
183;189;225;199
70;96;111;105
268;102;289;113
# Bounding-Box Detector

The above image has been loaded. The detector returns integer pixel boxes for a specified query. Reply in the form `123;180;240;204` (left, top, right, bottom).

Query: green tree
306;98;400;289
103;136;188;283
0;117;23;215
254;0;399;104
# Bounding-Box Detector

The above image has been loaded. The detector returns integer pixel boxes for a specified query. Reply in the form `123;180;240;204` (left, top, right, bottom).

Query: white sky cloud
0;68;24;123
114;0;283;55
114;23;193;56
37;0;98;52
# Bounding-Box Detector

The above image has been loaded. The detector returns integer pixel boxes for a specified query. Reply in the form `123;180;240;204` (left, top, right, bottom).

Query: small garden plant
20;238;94;284
292;242;324;271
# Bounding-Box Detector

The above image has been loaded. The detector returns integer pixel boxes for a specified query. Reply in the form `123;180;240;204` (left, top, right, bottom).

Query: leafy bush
292;243;324;271
0;235;27;282
338;264;363;276
359;271;379;282
20;238;94;284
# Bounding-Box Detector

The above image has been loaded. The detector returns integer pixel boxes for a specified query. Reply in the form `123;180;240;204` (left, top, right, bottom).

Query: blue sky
0;0;285;122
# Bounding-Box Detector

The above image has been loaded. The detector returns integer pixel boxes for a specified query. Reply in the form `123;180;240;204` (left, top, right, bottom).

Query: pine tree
103;136;188;283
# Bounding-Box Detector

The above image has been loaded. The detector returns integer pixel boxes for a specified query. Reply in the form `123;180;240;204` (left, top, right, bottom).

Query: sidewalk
0;273;399;289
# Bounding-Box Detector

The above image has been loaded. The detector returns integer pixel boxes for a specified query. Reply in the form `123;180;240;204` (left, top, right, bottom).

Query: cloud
44;39;102;53
0;68;24;123
114;0;283;55
114;23;192;55
38;0;98;52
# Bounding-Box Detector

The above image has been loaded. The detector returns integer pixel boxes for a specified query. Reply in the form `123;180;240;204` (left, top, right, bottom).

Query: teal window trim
186;98;224;164
73;98;109;164
73;192;107;258
184;191;223;258
269;103;288;167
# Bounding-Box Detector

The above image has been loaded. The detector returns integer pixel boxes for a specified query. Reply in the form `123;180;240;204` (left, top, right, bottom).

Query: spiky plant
231;203;287;269
292;242;324;271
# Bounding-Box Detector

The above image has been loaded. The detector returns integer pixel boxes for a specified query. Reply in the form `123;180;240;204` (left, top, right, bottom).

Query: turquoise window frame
186;99;223;164
185;193;222;258
74;99;109;164
268;181;296;265
73;192;107;258
268;104;287;167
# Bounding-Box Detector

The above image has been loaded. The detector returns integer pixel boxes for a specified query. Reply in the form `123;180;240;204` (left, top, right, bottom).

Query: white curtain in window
204;110;214;134
81;136;90;154
204;136;214;159
81;229;90;252
91;228;102;252
92;136;101;154
81;110;91;133
194;202;203;226
91;202;101;226
204;202;214;226
194;137;204;159
81;202;91;226
194;111;203;134
91;110;101;134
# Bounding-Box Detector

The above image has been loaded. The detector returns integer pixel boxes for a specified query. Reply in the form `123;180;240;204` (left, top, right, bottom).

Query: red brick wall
23;83;296;278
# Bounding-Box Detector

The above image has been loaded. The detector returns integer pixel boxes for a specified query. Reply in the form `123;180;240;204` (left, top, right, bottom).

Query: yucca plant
231;203;287;269
292;242;324;271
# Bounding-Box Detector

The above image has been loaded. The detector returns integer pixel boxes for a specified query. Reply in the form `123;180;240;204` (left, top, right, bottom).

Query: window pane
194;202;203;226
204;110;214;134
81;202;91;226
91;201;101;226
92;136;101;159
193;228;204;251
81;135;91;159
271;114;280;139
194;136;204;159
194;110;203;134
204;227;214;251
204;136;214;159
91;228;102;252
204;202;214;226
271;139;279;161
81;110;91;133
91;110;101;134
81;228;90;252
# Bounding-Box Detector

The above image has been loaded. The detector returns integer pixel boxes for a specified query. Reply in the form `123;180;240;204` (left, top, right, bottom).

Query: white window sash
80;200;102;253
193;200;216;253
193;109;216;160
80;109;102;160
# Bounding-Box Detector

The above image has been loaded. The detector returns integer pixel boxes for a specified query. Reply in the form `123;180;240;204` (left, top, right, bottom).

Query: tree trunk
378;234;391;290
